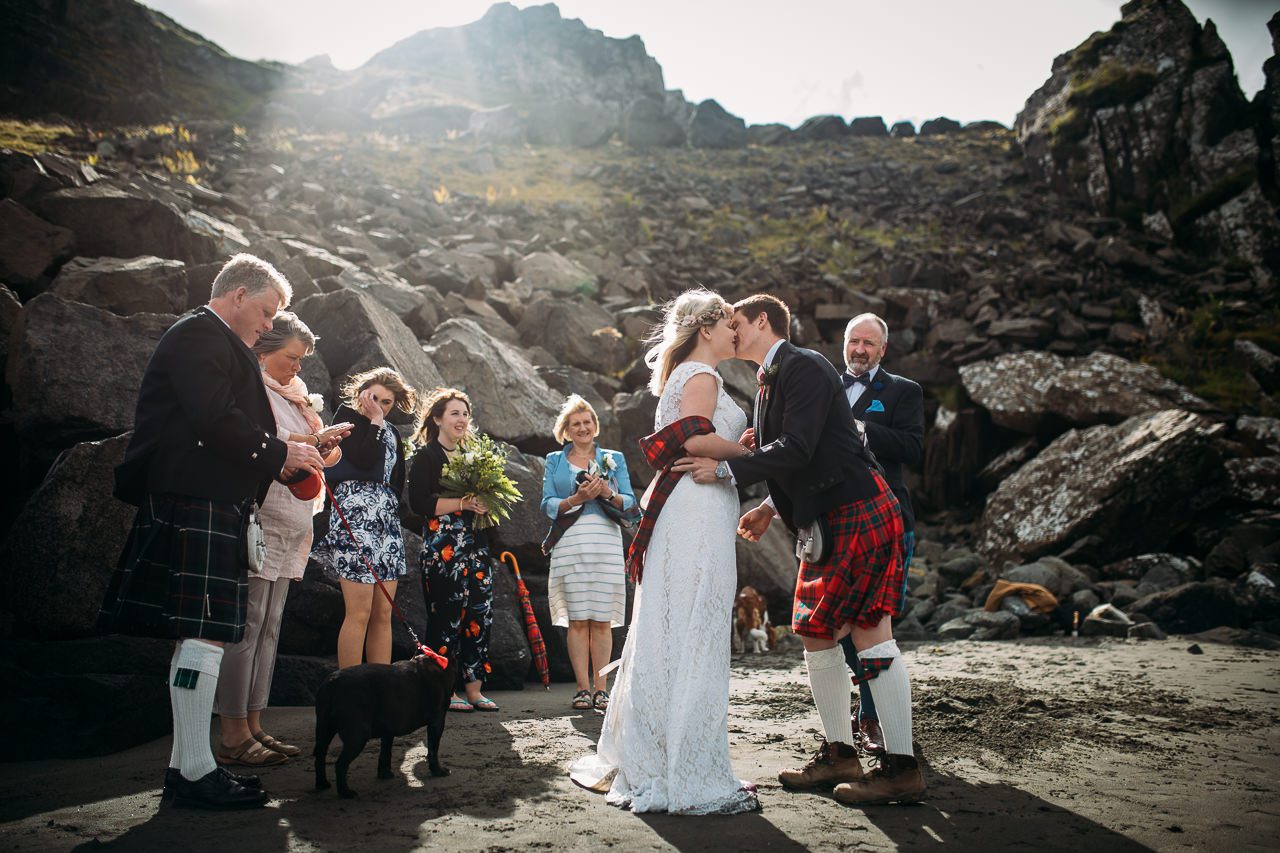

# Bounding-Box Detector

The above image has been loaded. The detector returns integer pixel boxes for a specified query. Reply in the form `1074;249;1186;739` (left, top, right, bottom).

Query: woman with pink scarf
213;312;350;768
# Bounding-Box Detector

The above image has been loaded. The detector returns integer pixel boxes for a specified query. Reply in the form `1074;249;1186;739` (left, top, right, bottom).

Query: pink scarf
262;372;323;434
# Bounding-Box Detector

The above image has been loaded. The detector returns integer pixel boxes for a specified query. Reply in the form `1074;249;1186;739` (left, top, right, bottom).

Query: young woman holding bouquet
311;366;417;670
540;395;636;712
407;387;500;713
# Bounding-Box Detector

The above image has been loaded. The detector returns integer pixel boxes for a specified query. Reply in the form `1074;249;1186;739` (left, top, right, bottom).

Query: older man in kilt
680;293;924;805
99;254;324;810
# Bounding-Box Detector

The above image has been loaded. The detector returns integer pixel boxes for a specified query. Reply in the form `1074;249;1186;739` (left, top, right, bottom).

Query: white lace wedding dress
568;361;758;815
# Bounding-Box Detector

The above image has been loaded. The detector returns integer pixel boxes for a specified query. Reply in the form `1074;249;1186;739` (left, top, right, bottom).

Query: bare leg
588;620;612;693
566;620;591;691
365;580;397;665
338;580;374;669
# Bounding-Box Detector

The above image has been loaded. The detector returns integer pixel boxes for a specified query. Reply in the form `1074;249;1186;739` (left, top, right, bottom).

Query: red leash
322;478;447;669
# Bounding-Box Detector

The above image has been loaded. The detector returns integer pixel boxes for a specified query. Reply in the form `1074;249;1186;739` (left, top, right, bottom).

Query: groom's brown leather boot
778;739;863;790
833;753;925;805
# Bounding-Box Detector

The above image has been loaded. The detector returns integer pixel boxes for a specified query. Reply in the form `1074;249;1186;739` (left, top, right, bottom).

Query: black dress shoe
171;768;267;810
163;767;263;801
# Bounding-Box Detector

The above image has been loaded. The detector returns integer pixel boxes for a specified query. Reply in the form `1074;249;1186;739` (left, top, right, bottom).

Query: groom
679;294;925;805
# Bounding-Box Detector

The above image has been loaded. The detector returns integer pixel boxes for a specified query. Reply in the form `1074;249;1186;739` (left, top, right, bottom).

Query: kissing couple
567;288;924;814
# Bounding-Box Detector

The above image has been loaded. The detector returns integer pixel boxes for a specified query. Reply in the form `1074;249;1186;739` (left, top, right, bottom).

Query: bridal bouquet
438;432;523;529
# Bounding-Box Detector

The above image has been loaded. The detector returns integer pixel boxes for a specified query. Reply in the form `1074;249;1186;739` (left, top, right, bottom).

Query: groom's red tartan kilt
792;469;905;638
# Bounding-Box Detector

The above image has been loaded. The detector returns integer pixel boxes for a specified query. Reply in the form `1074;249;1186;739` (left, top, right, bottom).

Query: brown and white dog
733;586;777;654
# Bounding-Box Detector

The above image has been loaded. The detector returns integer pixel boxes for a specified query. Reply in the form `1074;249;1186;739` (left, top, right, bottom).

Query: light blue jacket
541;445;637;521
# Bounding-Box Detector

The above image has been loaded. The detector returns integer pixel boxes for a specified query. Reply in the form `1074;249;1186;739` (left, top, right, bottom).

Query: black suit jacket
850;367;924;531
114;307;287;506
728;341;885;534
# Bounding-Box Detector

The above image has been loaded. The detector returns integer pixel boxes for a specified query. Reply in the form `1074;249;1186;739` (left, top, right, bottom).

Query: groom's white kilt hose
792;469;905;638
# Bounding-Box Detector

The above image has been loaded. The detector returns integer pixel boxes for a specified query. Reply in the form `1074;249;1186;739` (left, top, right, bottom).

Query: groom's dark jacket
728;341;885;535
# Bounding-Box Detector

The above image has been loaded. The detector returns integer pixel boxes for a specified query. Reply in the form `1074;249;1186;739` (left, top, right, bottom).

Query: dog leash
321;479;448;669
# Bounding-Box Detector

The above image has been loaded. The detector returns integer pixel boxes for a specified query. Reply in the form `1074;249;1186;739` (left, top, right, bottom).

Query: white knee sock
804;645;854;747
859;639;913;756
171;639;224;782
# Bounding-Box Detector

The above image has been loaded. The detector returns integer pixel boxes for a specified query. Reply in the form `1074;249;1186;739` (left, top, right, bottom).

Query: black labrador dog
314;652;454;797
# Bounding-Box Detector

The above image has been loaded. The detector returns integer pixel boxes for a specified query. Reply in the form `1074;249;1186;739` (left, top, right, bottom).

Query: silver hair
209;253;293;307
251;311;317;357
844;312;889;344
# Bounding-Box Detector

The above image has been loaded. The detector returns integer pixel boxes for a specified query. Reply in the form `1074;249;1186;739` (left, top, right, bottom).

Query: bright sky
142;0;1274;128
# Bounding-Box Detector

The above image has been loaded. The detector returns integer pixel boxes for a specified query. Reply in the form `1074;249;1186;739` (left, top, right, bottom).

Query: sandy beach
2;636;1277;852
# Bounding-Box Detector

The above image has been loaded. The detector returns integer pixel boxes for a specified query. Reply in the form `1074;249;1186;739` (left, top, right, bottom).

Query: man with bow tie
839;313;924;756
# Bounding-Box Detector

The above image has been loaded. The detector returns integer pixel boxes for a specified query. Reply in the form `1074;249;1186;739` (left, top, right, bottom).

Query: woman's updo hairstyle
643;288;731;396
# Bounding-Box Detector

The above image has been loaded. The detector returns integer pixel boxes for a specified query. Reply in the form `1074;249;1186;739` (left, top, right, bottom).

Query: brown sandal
253;731;301;757
216;736;287;767
572;690;592;710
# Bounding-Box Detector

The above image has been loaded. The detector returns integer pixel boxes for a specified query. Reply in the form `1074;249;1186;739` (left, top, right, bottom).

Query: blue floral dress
313;425;407;583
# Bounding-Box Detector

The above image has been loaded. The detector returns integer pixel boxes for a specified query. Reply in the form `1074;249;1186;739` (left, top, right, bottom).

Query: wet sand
1;637;1277;852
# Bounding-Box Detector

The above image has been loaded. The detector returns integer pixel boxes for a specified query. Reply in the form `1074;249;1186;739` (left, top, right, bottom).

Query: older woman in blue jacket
541;394;636;711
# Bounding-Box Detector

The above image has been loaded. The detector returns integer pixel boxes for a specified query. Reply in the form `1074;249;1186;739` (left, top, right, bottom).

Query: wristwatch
715;460;731;480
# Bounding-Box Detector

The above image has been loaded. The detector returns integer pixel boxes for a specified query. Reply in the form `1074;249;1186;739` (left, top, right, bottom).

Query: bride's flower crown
675;305;729;328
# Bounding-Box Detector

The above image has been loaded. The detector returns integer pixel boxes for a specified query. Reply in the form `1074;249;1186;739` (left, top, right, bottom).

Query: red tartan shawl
625;415;715;583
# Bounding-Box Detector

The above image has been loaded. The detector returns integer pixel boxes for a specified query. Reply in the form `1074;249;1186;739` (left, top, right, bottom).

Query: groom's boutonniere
759;364;780;401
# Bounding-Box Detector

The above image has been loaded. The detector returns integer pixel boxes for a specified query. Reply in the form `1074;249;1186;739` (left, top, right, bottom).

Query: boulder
1127;578;1250;634
514;251;597;296
793;115;848;142
0;198;75;295
469;104;525;144
1226;457;1280;506
848;116;888;137
965;609;1021;640
0;284;20;373
687;100;747;149
960;351;1209;434
889;121;916;138
1015;1;1279;281
6;294;175;444
37;184;216;265
48;255;188;315
393;248;496;293
535;365;622;450
1236;415;1280;455
485;562;532;690
517;295;622;373
622;98;685;148
278;559;344;656
292;289;443;394
0;434;134;637
612;388;658;489
334;267;426;319
978;410;1227;565
919;117;962;135
1100;553;1201;583
425;318;560;453
1235;340;1280;393
1001;556;1090;599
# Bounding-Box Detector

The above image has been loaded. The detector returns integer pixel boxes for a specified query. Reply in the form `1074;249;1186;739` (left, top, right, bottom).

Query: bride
568;288;758;815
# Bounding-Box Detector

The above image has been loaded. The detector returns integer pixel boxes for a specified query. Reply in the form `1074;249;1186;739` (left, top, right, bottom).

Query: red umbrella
500;551;549;689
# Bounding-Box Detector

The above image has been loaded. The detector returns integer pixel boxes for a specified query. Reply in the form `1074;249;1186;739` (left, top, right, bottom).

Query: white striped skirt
548;513;627;627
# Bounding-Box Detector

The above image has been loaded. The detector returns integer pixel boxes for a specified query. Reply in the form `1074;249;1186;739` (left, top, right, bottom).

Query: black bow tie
842;372;872;389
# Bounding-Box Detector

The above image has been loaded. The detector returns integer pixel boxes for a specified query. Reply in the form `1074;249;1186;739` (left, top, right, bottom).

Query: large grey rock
1127;578;1251;634
393;248;496;293
0;198;74;294
425;318;560;453
0;283;20;371
1001;556;1090;599
517;296;622;373
37;184;216;265
622;97;685;148
687;99;747;149
5;294;175;442
960;351;1209;434
612;388;658;489
293;289;443;394
793;115;848;141
514;251;597;296
334;267;426;319
848;116;888;137
1015;1;1279;282
0;433;134;636
48;255;188;315
978;410;1227;565
1226;457;1280;506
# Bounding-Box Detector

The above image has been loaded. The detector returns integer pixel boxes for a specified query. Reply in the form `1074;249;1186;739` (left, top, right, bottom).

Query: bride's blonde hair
644;288;732;396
